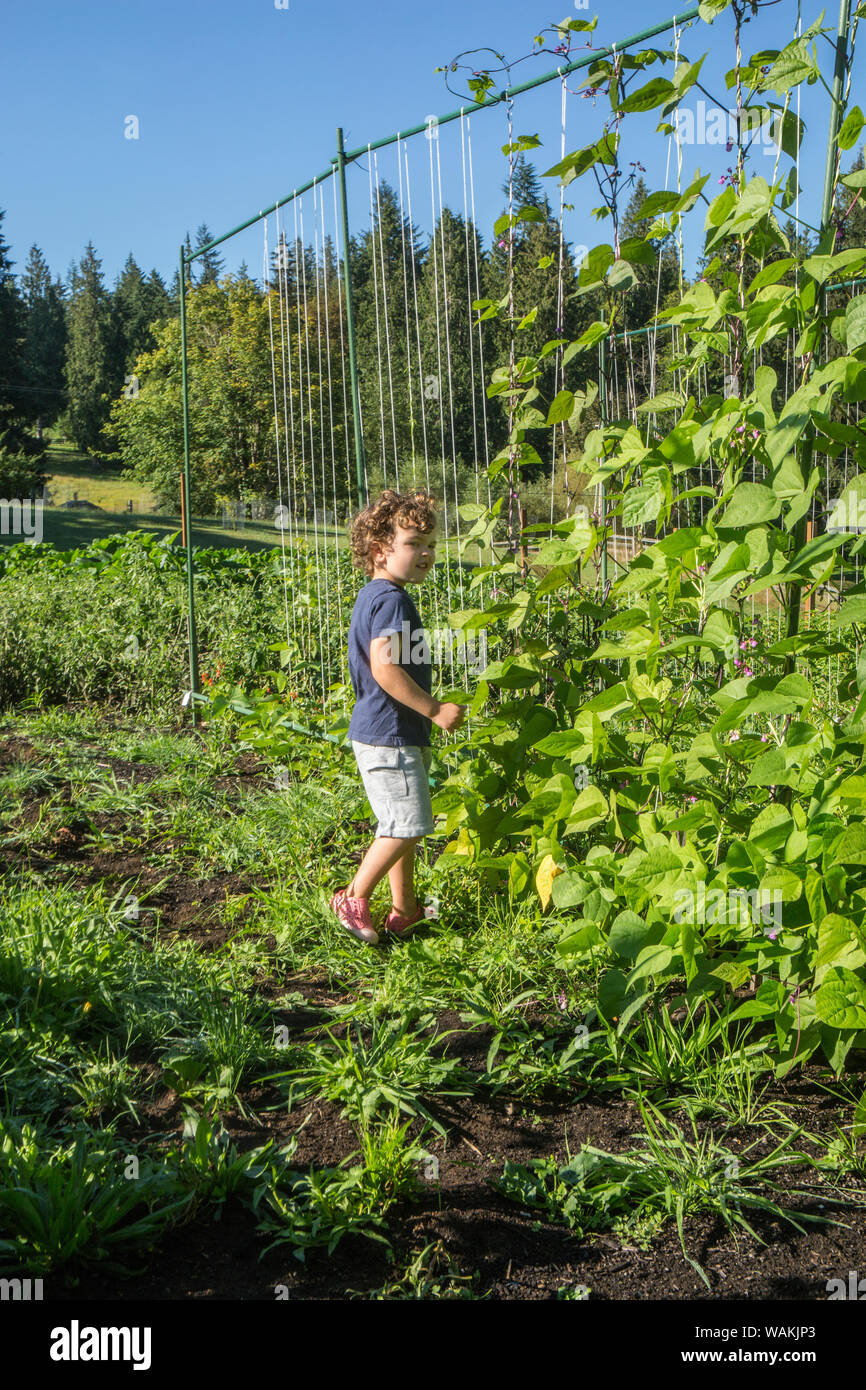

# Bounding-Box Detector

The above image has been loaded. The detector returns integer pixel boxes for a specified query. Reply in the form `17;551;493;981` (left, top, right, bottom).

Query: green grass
6;499;488;561
9;444;487;559
40;444;159;511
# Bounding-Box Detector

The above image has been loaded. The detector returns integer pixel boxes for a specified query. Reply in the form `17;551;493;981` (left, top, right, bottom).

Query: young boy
331;488;466;944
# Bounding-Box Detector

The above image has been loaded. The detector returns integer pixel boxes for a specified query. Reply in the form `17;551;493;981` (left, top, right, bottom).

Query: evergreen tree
0;211;47;492
618;177;680;323
19;245;67;436
64;243;116;455
268;232;318;311
236;259;256;288
268;231;293;298
194;223;225;286
610;176;683;406
501;153;546;225
350;180;426;485
321;234;341;304
112;254;155;372
263;227;348;517
416;207;496;492
0;209;25;415
0;405;48;496
483;159;585;473
143;269;172;333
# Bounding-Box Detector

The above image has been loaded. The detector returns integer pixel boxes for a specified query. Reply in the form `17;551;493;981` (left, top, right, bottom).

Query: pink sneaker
330;885;379;944
382;903;426;938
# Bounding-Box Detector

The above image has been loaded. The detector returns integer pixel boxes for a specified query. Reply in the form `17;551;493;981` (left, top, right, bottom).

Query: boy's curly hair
349;489;438;578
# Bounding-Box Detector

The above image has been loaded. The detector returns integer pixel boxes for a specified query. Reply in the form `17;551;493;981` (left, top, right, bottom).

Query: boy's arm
370;635;440;719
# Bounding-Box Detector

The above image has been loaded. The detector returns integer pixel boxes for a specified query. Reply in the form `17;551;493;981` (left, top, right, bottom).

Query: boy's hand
432;701;467;732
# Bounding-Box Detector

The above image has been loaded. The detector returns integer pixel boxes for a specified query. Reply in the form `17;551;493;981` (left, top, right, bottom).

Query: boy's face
371;522;437;587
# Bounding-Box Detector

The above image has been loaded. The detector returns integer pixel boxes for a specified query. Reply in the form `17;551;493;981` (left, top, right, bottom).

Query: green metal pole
820;0;853;241
179;245;200;724
784;0;851;675
335;127;366;514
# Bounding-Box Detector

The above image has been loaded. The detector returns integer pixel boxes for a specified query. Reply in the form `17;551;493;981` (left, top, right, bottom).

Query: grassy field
6;445;490;559
3;506;297;554
40;443;160;512
6;509;496;561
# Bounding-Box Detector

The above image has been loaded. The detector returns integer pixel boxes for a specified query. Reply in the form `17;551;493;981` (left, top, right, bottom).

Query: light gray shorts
351;741;434;838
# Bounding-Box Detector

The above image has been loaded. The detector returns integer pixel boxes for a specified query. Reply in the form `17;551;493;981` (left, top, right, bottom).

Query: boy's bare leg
387;838;421;917
350;836;418;903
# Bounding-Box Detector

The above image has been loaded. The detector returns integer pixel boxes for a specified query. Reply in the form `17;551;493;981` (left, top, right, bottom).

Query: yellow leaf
536;854;563;910
442;828;475;859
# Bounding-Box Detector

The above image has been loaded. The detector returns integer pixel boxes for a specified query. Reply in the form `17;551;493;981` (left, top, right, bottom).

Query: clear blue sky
1;0;850;293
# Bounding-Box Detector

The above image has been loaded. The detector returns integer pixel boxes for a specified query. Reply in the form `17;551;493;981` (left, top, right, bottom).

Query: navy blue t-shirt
347;578;432;747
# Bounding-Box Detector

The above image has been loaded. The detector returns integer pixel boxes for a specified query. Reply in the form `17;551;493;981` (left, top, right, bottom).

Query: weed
349;1239;483;1299
494;1096;844;1290
263;1014;472;1135
0;1119;191;1276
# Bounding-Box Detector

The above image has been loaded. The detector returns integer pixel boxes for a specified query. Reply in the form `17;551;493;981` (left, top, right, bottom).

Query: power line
0;381;68;396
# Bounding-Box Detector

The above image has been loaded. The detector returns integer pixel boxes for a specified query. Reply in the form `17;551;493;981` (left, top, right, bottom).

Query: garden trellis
176;0;860;731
